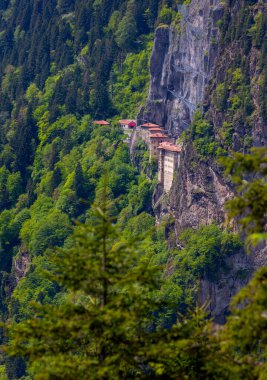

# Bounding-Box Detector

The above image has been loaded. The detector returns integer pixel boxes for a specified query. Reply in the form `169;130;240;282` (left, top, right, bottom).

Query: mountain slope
0;0;266;376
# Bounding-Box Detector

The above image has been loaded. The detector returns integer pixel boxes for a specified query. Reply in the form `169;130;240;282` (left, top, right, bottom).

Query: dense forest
0;0;266;378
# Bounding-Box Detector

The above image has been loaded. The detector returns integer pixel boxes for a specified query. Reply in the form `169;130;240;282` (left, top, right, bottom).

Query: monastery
94;120;111;126
158;142;182;192
94;119;182;193
119;119;137;143
119;119;182;192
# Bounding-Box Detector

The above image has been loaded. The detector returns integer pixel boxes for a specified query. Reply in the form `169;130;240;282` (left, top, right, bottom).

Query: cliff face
144;0;267;321
204;0;267;149
154;144;267;322
139;0;224;136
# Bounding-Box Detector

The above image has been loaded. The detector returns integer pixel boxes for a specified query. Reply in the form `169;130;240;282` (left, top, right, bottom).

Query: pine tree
50;166;62;193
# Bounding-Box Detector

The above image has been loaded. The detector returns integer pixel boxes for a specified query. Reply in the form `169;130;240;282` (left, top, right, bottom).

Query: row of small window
164;157;174;162
164;165;174;170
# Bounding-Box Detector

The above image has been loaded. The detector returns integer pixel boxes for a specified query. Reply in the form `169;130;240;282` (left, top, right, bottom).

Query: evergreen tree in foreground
4;196;160;378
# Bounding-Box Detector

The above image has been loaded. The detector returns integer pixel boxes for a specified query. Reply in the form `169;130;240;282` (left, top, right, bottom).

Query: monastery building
149;133;170;159
94;120;111;126
158;142;182;192
119;119;136;143
118;118;183;192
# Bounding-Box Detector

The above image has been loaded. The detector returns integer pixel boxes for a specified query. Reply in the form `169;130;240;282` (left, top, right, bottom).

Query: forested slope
0;1;171;376
0;0;266;378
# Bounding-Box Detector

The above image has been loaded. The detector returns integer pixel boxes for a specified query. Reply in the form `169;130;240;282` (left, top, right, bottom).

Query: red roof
140;123;160;128
158;142;182;153
119;119;137;126
149;127;163;132
149;133;168;139
94;120;110;125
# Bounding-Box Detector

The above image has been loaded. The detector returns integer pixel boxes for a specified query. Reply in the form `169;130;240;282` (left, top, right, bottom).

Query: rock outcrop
139;0;224;136
13;248;30;284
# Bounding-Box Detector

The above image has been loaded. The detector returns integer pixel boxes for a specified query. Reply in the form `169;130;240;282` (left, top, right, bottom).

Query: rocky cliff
139;0;224;136
143;0;267;322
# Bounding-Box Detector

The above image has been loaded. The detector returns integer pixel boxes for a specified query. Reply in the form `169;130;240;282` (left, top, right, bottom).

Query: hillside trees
5;148;266;379
5;201;234;380
156;225;242;327
220;267;267;379
0;0;164;119
5;175;264;379
115;1;138;50
5;203;162;379
213;147;267;379
224;147;267;244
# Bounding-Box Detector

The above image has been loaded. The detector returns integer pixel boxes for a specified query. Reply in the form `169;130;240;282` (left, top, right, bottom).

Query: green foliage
0;365;7;379
0;1;265;378
190;109;218;157
104;145;136;198
157;225;242;325
0;166;9;210
248;10;266;49
215;83;228;111
214;144;267;380
223;147;267;245
4;203;237;380
219;121;233;146
5;203;163;379
112;37;153;116
115;1;138;50
178;225;241;281
0;112;157;374
0;167;23;210
220;267;267;379
122;211;155;239
11;256;59;320
6;172;23;205
207;0;267;153
20;197;72;256
158;6;174;25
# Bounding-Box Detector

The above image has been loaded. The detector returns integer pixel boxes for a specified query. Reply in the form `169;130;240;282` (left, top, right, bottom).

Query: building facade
149;134;170;159
119;119;137;144
158;142;182;192
119;120;136;130
139;123;161;142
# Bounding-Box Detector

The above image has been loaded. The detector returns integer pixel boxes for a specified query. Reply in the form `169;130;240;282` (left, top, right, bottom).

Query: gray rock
139;0;224;136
